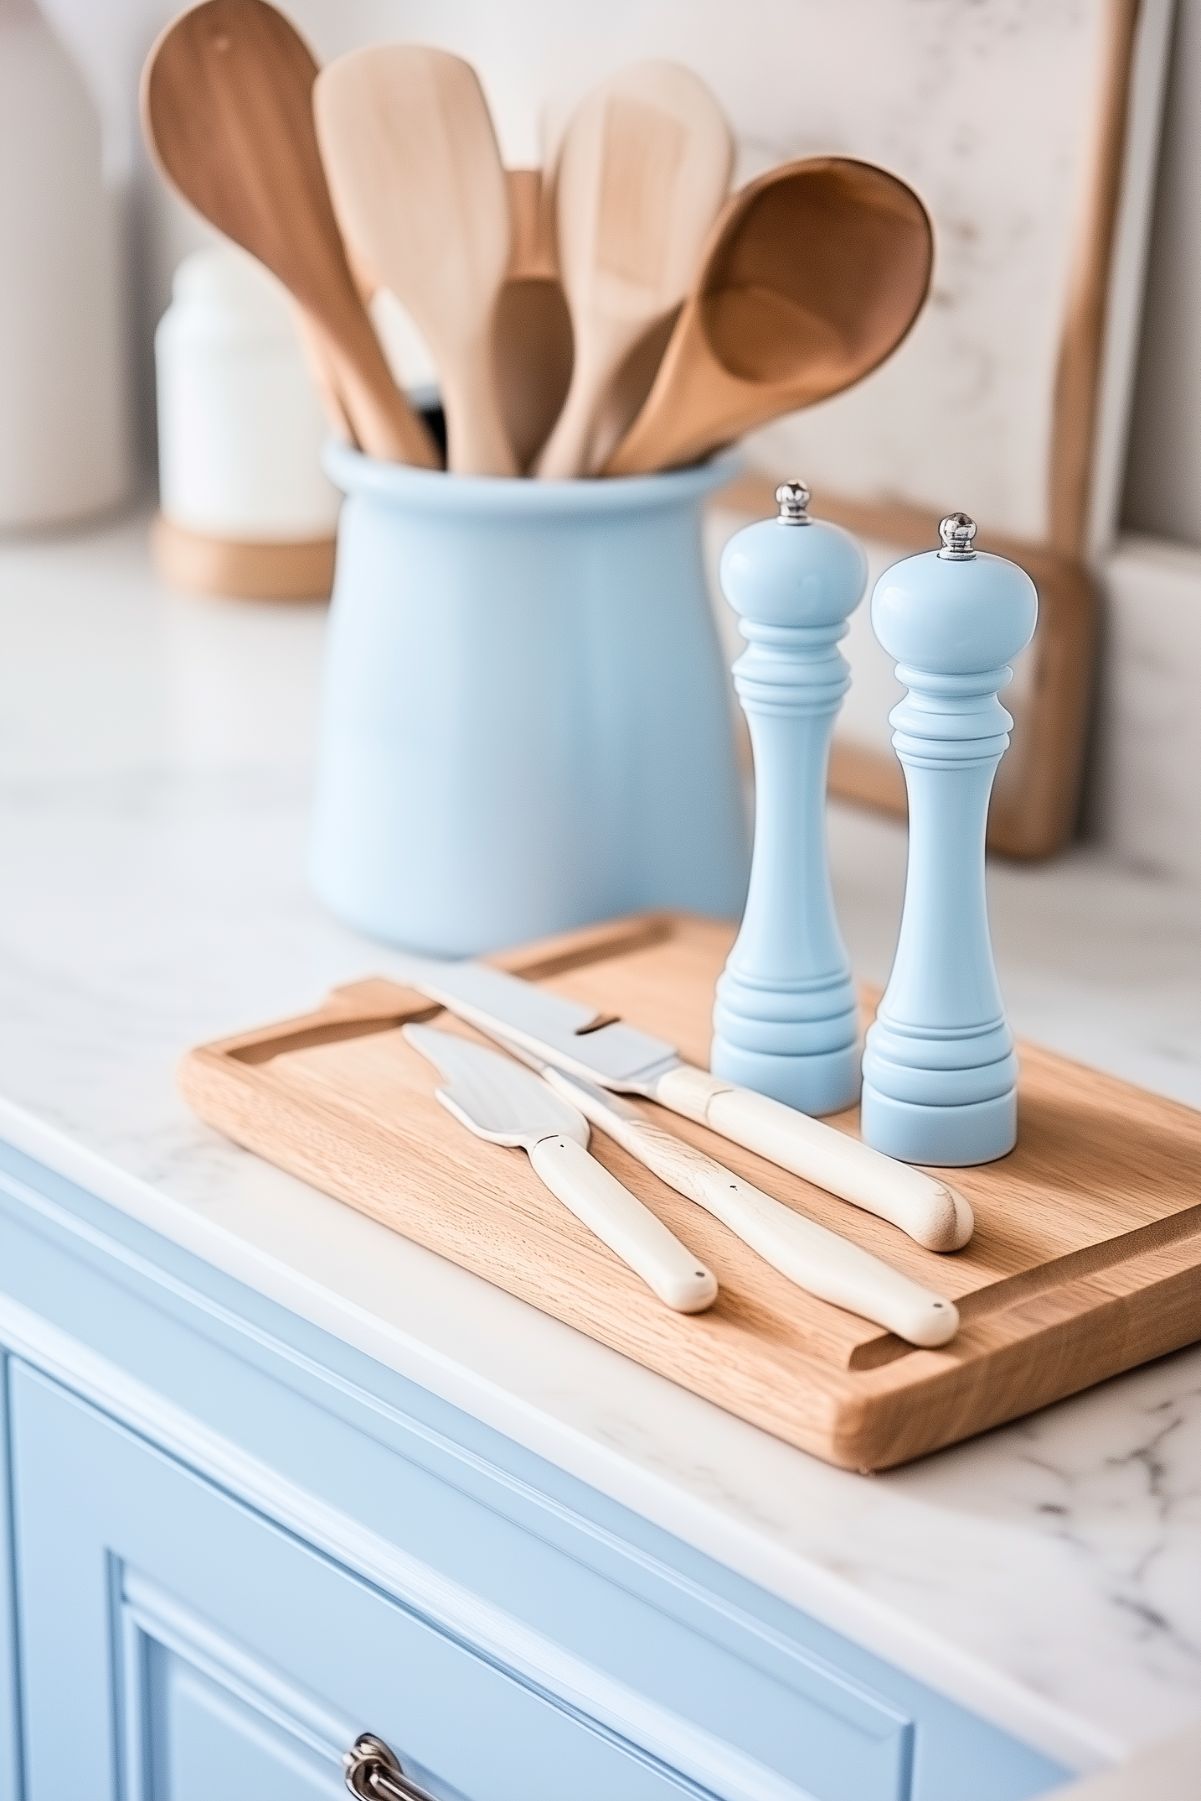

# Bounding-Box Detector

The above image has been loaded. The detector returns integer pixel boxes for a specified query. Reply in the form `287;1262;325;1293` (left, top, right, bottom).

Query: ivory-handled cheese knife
487;1044;958;1348
396;957;973;1254
404;1025;718;1314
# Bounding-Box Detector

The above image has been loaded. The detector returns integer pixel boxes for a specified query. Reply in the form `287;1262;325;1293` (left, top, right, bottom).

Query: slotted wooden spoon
315;46;517;477
142;0;437;467
603;157;934;477
534;61;732;479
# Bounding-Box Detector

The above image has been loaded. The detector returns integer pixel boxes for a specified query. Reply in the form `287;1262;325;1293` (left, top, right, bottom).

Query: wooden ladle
603;157;934;477
142;0;438;468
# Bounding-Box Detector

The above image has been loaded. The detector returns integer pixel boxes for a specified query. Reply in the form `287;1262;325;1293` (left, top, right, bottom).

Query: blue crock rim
324;439;741;516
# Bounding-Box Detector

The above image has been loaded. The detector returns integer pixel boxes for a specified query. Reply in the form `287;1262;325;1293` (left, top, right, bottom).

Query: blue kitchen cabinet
8;1367;695;1801
0;1360;18;1801
0;1137;1072;1801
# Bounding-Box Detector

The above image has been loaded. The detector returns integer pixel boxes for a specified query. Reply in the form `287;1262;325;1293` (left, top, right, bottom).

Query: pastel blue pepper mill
711;480;866;1115
861;513;1038;1166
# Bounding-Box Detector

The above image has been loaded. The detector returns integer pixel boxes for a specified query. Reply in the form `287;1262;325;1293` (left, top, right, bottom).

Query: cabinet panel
9;1366;692;1801
121;1575;345;1800
145;1655;335;1800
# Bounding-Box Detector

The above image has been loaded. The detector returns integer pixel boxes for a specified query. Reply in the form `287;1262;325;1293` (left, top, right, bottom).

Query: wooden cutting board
180;913;1201;1472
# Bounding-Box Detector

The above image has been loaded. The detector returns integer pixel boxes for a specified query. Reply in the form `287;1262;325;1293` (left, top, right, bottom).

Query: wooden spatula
315;46;517;478
141;0;437;468
604;157;934;477
534;62;732;479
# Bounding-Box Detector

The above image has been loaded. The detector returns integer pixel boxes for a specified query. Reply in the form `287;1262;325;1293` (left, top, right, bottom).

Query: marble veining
0;518;1198;1771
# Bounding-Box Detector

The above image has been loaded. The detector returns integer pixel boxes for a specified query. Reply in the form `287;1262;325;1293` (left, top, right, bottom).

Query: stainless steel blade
469;1025;648;1125
397;956;682;1090
403;1023;588;1149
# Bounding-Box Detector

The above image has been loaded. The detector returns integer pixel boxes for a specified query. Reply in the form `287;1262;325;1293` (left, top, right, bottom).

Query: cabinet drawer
8;1366;693;1800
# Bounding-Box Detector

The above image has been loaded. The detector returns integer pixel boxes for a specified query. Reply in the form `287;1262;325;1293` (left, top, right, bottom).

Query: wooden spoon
493;168;574;472
141;0;437;468
534;61;733;479
604;157;934;477
315;46;517;478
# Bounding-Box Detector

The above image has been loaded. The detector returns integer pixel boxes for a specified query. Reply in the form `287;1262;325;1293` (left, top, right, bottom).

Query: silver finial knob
938;512;977;560
776;479;811;525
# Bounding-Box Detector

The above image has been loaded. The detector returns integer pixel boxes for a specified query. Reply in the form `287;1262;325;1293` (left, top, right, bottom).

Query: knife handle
578;1107;957;1347
528;1135;718;1314
652;1066;973;1253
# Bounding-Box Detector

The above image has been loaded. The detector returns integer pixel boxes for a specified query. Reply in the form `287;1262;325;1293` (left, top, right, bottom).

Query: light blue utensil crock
309;445;748;955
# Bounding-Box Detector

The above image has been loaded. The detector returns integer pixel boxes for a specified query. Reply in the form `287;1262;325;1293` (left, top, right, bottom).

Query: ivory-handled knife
404;1025;718;1314
396;957;974;1253
500;1048;958;1348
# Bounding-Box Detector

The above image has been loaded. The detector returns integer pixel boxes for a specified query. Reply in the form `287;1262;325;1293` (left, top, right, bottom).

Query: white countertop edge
0;1094;1119;1776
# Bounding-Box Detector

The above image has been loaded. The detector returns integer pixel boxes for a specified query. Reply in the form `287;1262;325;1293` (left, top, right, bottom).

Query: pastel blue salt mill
711;480;866;1115
861;513;1038;1166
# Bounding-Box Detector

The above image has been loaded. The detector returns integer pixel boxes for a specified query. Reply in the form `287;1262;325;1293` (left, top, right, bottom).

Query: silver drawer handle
344;1733;438;1801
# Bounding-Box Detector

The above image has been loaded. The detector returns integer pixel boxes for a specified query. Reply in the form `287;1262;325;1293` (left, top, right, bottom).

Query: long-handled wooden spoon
499;159;658;474
493;169;573;472
604;157;934;477
142;0;438;468
534;61;733;479
315;46;517;478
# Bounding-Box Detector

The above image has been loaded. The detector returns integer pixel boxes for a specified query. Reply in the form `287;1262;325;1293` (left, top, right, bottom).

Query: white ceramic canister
154;245;341;600
0;0;131;531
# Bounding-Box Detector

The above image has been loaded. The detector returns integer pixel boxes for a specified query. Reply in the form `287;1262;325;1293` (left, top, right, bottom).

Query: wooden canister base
152;514;337;601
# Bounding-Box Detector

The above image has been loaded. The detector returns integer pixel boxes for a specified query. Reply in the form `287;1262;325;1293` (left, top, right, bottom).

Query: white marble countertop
1;512;1199;1774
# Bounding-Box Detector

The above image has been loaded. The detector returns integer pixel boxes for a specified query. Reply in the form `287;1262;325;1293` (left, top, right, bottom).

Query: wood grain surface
605;158;933;479
494;170;573;472
180;914;1201;1471
535;62;733;477
142;0;437;467
314;45;516;475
